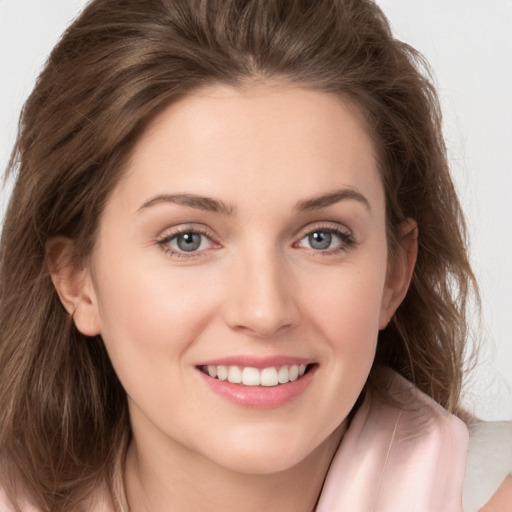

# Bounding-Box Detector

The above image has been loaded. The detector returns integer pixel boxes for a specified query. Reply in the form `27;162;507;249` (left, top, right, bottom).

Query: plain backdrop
0;0;511;420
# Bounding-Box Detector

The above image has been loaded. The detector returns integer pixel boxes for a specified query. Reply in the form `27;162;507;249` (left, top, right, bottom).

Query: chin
210;448;309;476
201;425;335;476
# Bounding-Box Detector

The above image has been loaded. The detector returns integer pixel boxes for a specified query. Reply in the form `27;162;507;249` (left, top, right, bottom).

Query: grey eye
175;232;202;252
308;231;332;250
159;229;216;257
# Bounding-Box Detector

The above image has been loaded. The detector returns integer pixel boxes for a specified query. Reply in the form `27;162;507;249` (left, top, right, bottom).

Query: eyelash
294;225;356;255
157;226;218;260
157;224;356;260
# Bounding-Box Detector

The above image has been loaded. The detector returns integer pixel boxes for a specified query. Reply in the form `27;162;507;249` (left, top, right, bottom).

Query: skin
480;477;512;512
51;84;416;511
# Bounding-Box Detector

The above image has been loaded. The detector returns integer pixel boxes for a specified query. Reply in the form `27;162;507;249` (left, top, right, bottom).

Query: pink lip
196;360;317;409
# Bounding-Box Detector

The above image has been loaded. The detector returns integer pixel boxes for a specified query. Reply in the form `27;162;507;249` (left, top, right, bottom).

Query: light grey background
1;0;511;420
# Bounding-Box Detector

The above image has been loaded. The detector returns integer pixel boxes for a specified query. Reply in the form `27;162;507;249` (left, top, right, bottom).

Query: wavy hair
0;0;477;509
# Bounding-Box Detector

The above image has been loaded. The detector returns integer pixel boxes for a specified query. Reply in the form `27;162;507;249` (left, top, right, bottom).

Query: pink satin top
317;369;469;512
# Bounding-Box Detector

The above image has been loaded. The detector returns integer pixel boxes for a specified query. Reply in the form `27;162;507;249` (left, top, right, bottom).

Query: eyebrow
138;188;370;216
138;194;235;215
294;188;371;213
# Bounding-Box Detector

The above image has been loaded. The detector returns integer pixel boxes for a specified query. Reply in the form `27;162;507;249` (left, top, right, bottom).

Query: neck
123;423;346;512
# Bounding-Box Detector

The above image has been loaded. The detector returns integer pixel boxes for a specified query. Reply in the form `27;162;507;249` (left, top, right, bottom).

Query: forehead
114;83;383;215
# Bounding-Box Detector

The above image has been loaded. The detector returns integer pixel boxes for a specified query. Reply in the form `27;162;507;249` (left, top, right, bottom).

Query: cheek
92;254;220;360
300;260;386;358
91;260;222;420
312;282;382;329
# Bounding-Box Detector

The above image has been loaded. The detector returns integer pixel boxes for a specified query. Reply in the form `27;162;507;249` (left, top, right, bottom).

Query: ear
46;236;101;336
379;219;418;329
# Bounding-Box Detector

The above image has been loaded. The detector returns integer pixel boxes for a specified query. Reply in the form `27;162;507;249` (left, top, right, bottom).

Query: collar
317;369;469;512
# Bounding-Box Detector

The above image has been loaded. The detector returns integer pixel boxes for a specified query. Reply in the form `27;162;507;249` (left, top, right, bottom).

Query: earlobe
46;237;101;336
379;219;418;329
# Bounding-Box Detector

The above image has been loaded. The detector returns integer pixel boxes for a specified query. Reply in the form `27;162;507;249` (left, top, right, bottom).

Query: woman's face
73;84;408;475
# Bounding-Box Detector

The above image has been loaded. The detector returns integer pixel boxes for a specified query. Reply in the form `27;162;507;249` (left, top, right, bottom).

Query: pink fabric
317;370;469;512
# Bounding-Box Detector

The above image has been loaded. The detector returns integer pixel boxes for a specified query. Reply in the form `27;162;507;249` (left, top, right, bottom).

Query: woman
0;0;510;511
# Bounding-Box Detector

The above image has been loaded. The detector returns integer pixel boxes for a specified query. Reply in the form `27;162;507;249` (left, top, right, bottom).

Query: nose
222;247;300;337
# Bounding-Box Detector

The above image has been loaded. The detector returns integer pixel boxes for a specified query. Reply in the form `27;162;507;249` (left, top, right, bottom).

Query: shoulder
317;369;470;511
463;420;512;512
317;370;510;512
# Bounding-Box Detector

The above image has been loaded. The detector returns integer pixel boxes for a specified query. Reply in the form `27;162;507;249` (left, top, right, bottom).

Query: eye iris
177;233;201;251
309;231;332;250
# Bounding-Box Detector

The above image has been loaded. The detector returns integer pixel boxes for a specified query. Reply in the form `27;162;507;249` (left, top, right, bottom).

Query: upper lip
196;355;314;369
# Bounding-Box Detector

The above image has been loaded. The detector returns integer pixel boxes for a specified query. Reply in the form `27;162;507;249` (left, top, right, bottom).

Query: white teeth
260;367;279;386
217;365;228;381
277;366;289;384
242;367;260;386
228;366;242;384
203;364;310;386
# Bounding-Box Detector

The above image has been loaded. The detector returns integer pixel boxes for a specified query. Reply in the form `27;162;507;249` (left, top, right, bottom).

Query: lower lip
197;366;317;409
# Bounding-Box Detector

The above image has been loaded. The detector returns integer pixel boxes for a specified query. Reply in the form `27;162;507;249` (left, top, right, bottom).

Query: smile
196;357;317;408
200;364;309;386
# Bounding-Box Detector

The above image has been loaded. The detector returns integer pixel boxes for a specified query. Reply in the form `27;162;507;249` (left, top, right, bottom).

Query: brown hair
0;0;477;510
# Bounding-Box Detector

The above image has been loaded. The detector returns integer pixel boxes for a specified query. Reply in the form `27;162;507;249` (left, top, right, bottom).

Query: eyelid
294;221;353;240
156;223;218;241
